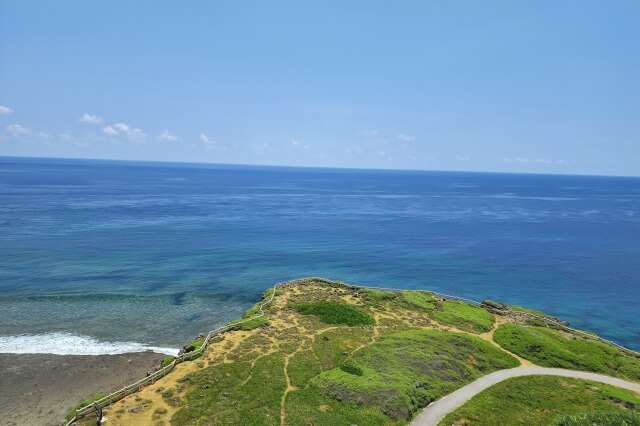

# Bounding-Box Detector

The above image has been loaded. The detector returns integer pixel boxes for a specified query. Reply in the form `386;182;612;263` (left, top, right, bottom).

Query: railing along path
66;277;639;425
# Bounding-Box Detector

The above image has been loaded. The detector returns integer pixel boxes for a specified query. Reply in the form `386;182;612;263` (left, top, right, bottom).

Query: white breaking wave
0;332;180;356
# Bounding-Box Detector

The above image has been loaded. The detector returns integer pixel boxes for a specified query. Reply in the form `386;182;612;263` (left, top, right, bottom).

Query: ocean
0;157;638;353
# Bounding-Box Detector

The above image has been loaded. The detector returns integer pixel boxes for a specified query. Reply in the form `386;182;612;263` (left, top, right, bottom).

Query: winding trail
410;367;640;426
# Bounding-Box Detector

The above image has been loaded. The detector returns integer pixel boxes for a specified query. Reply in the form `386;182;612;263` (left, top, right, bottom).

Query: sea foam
0;332;180;356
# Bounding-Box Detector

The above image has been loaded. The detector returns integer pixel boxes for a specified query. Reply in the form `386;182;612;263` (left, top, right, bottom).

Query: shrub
363;289;397;301
238;316;268;331
296;301;375;326
161;355;176;368
340;363;364;376
183;336;205;353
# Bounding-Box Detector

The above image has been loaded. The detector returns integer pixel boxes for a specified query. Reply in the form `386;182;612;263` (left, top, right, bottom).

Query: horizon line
1;154;638;179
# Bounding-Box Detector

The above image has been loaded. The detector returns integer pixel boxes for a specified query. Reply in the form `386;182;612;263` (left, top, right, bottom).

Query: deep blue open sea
1;157;639;353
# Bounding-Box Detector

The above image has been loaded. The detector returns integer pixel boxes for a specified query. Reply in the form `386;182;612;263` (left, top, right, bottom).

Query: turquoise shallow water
0;157;639;351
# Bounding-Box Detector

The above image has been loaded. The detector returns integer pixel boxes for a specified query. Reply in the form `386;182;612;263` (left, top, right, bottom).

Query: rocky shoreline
0;352;164;426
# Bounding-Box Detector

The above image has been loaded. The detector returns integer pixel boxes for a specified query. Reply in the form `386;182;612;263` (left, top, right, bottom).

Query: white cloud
158;129;177;141
79;113;103;124
290;137;310;149
455;155;471;161
103;126;118;136
0;105;13;115
252;142;269;152
397;134;415;142
345;146;365;155
199;133;223;151
6;123;30;136
359;129;387;145
102;122;145;139
500;157;564;165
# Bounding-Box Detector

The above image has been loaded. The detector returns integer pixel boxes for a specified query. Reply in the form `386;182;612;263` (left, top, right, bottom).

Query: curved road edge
410;366;640;426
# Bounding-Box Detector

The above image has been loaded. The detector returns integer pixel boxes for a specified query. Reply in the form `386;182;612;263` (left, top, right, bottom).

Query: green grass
363;288;398;301
66;392;109;420
161;355;176;368
285;387;402;425
311;329;518;420
311;328;374;370
401;291;436;309
552;410;640;426
172;353;286;426
296;301;376;326
242;302;262;319
287;349;323;388
440;375;640;426
400;292;495;333
493;323;640;381
234;315;269;331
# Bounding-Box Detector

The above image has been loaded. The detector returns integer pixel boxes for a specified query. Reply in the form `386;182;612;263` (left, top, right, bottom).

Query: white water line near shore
64;276;640;425
0;332;180;356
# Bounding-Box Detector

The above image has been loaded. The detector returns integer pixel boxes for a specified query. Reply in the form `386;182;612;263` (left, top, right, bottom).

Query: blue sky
0;1;638;175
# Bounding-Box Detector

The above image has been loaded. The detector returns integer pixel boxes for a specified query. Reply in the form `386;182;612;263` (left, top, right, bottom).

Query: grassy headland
69;278;639;426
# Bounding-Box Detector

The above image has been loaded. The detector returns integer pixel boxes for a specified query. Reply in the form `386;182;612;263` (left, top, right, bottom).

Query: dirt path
410;367;640;426
280;350;300;425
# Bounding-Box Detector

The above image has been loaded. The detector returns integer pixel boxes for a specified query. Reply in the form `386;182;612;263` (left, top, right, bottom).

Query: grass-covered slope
312;329;518;420
440;375;640;426
493;323;640;381
362;288;495;333
172;353;286;425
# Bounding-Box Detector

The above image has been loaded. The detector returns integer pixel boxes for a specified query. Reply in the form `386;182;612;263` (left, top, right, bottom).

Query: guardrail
65;276;639;425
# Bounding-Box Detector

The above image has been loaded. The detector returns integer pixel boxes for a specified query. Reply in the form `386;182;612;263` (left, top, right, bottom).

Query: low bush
296;301;375;326
340;362;364;376
161;355;176;368
363;289;397;301
183;336;205;353
237;315;268;331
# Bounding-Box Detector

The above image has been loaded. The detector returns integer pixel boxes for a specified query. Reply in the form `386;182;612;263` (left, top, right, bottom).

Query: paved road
411;366;640;426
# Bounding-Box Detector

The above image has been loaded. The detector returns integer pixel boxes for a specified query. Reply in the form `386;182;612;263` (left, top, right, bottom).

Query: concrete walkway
411;367;640;426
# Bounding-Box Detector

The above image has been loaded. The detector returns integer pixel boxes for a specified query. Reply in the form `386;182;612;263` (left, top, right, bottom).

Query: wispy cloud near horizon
158;129;177;141
6;123;29;136
103;123;145;139
501;157;564;165
79;114;103;124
